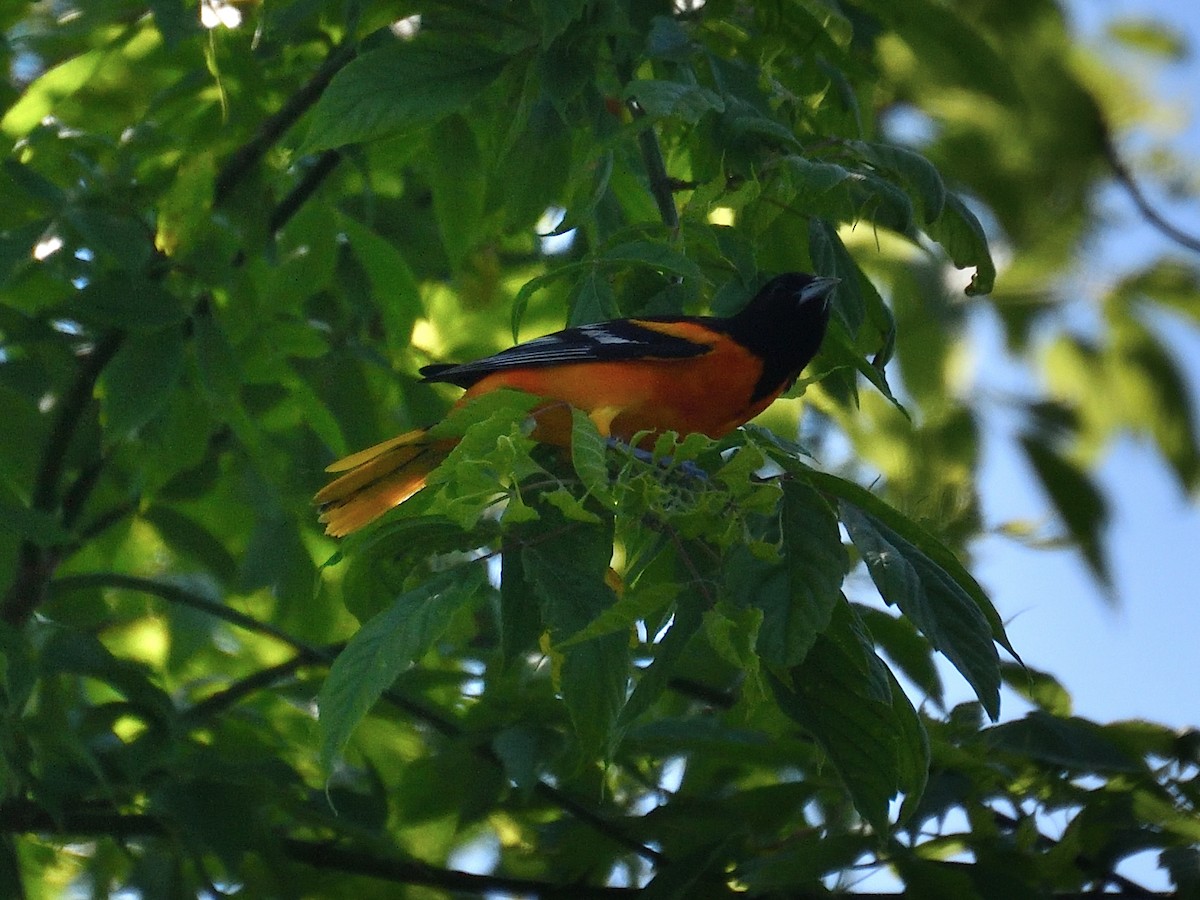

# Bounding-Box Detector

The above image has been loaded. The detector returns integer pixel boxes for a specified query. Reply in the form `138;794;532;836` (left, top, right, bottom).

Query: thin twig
1101;123;1200;255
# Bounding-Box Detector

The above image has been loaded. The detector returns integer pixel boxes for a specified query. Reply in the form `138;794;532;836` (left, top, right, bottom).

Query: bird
315;272;837;536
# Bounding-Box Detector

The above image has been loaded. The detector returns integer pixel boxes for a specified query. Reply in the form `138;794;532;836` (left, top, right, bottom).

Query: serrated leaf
723;485;844;669
319;566;486;770
570;407;615;506
779;479;848;652
303;40;509;152
857;605;944;706
770;600;928;833
839;500;1001;719
799;468;1018;663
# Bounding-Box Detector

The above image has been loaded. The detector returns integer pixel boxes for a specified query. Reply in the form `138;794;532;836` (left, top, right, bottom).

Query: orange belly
460;338;776;446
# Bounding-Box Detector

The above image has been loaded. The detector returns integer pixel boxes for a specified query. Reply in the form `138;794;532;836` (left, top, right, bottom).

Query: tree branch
213;42;356;206
1;332;124;627
282;839;638;898
627;102;680;233
0;799;165;838
1101;123;1200;255
991;810;1160;898
269;149;343;234
48;571;665;866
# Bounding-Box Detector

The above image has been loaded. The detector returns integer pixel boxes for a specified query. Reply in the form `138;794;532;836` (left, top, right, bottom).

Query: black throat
716;273;833;402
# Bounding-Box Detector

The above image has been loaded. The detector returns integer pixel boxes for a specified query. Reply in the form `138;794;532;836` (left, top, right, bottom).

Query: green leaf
1;45;110;138
499;98;572;230
808;218;865;335
737;833;874;892
531;0;588;45
568;269;619;326
770;600;929;833
510;264;586;339
428;115;485;267
336;213;422;352
925;192;996;295
0;496;72;546
303;40;509;152
1001;661;1071;716
848;140;947;224
624;79;725;124
1019;434;1111;589
569;407;615;506
192;308;242;401
985;712;1142;773
142;506;239;584
1109;315;1200;491
72;274;187;331
857;605;944;706
800;467;1018;663
319;566;486;770
776;480;847;661
784;157;852;197
619;589;701;725
155;152;216;259
819;319;904;411
839;500;1001;719
499;547;545;669
600;241;702;281
521;514;628;757
102;326;185;437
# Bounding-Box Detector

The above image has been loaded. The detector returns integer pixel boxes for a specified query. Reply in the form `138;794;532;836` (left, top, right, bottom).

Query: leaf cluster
0;0;1196;897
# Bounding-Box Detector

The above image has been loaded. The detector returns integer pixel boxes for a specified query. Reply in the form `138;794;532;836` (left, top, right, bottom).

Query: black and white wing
420;318;713;388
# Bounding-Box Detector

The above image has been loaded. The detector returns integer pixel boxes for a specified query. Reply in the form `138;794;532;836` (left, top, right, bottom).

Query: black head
721;273;837;400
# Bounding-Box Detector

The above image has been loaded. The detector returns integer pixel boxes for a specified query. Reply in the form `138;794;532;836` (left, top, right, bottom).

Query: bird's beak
802;276;840;309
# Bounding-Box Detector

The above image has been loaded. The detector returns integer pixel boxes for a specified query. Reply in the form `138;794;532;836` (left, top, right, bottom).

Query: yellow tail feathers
315;429;450;537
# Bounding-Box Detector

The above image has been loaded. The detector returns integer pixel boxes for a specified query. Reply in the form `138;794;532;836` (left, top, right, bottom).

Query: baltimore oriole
316;272;837;536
